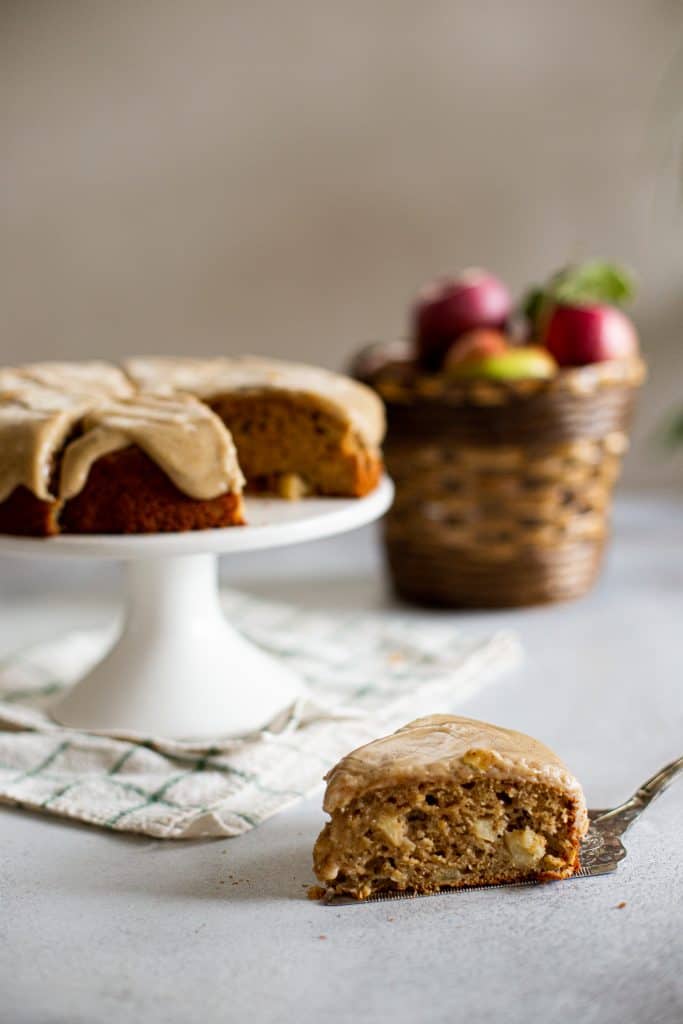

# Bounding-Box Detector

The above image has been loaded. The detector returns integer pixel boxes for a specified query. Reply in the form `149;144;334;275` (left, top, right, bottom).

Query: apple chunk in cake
313;715;588;900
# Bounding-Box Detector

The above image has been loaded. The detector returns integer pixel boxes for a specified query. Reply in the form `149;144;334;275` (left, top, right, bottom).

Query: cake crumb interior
212;393;381;497
314;776;581;899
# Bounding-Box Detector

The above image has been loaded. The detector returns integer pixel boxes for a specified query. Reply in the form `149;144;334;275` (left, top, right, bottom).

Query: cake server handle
590;755;683;837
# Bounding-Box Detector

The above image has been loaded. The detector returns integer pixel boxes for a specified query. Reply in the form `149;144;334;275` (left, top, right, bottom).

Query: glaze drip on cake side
59;394;244;501
0;388;92;502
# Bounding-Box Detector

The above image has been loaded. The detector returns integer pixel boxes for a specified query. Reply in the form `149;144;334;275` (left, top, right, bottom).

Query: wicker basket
357;347;646;608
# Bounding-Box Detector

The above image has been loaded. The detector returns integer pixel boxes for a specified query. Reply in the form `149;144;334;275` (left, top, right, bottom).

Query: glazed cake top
123;356;386;450
0;361;133;399
323;715;588;828
59;394;244;501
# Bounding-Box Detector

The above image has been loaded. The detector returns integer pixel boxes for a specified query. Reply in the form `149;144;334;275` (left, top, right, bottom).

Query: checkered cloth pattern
0;590;521;838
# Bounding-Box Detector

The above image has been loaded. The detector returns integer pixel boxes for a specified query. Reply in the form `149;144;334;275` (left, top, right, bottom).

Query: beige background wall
2;1;683;487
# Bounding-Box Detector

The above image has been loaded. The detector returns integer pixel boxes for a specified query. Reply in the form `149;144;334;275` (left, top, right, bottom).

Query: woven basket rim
354;341;646;408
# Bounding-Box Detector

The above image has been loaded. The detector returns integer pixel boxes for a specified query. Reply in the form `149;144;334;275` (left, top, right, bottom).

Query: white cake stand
0;478;393;738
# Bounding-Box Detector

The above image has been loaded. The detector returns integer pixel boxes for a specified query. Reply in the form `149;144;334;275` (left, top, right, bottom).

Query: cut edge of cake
123;355;385;499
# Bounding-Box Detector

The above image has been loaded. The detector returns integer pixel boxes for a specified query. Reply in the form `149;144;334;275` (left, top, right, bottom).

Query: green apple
447;345;557;382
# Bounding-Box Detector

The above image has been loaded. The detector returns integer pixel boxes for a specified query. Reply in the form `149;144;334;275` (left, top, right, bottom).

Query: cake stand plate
0;478;393;738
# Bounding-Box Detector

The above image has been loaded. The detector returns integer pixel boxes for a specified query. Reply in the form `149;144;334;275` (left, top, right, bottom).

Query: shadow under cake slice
124;356;386;498
313;715;588;900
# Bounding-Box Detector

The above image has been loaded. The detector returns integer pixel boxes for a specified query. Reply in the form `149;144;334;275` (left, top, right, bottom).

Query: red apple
413;269;512;370
543;303;638;366
443;328;509;370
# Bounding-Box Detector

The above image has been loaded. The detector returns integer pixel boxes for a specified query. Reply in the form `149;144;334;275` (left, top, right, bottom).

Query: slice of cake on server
313;715;588;900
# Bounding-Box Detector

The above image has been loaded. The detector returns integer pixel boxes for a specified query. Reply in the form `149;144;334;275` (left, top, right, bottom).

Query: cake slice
123;356;385;498
59;393;245;533
313;715;588;900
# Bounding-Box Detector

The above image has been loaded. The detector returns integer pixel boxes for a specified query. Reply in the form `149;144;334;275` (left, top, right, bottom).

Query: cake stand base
0;478;393;738
53;554;304;737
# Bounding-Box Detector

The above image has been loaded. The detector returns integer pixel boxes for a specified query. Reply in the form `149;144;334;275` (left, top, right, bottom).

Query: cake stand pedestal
0;478;393;738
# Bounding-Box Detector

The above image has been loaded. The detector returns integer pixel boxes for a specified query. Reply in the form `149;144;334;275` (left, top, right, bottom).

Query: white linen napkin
0;589;521;838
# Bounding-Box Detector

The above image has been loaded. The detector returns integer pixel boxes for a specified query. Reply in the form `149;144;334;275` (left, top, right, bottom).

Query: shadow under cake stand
0;477;393;738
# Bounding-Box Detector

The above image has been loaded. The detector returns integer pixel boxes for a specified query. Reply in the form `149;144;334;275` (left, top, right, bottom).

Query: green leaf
662;408;683;449
550;261;636;307
521;287;546;325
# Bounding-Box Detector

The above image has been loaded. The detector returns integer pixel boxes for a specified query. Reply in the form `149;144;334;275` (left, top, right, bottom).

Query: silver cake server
325;755;683;904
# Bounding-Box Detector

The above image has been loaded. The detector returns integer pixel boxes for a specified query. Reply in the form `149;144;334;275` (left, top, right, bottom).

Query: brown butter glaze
0;361;133;400
323;714;588;837
60;394;244;501
123;355;386;452
0;388;91;502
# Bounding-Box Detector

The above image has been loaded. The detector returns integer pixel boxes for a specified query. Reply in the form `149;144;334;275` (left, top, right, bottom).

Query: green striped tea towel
0;590;521;838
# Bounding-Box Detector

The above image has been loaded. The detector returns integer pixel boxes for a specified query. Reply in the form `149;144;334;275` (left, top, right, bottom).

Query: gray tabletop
1;494;681;1024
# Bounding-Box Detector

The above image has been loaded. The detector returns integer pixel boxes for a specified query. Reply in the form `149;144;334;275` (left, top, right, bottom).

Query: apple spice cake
124;356;385;498
0;355;385;535
313;715;588;900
